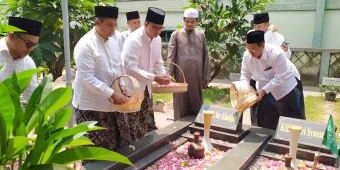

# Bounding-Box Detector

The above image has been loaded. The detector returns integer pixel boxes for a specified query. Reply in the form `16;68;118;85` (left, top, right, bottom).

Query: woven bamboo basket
151;62;188;93
109;75;144;113
230;81;258;112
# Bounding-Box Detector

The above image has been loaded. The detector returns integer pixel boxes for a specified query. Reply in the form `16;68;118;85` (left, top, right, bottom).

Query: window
160;27;175;43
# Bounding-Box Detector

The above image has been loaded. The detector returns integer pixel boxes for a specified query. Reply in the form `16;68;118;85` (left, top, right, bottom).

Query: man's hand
120;85;128;96
110;92;129;104
256;89;266;101
202;80;209;89
154;75;171;85
281;44;289;52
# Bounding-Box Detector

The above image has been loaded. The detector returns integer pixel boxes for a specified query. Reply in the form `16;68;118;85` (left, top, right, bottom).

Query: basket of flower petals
152;62;188;93
109;75;144;113
230;81;257;113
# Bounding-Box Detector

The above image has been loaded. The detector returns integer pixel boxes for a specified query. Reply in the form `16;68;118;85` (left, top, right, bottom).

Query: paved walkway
154;79;323;129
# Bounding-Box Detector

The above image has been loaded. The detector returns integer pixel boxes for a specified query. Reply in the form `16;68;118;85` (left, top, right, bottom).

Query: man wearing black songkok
0;17;42;102
240;30;305;130
118;10;141;50
123;7;170;138
72;6;129;154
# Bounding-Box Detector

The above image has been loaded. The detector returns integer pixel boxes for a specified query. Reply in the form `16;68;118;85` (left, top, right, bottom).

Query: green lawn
304;96;325;123
152;93;173;103
153;88;339;126
153;87;232;107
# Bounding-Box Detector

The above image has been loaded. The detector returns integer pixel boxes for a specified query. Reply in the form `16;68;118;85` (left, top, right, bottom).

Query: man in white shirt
72;6;128;152
252;12;300;80
251;12;305;126
0;17;42;102
241;30;305;130
123;7;170;135
253;12;291;59
118;10;141;50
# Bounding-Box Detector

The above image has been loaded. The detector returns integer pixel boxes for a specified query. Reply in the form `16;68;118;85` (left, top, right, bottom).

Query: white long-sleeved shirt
265;30;300;80
0;38;38;102
72;28;124;112
241;44;297;100
122;27;166;96
265;30;292;59
118;29;132;51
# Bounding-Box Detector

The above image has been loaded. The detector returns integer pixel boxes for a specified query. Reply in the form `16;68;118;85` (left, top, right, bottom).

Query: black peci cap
246;30;265;44
145;7;165;25
95;6;119;19
126;11;140;20
253;12;269;24
8;17;42;36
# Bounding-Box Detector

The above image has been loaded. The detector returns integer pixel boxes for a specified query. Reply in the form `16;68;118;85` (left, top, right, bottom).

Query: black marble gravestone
186;104;249;143
263;116;337;166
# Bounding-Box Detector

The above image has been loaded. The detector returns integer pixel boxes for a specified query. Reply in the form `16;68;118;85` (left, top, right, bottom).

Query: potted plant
0;66;133;169
319;84;340;102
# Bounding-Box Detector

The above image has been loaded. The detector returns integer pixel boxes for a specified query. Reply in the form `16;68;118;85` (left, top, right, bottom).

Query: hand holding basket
109;75;144;113
230;81;258;112
151;62;188;93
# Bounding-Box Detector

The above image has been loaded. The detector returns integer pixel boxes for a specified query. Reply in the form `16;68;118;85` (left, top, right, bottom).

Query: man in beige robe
167;8;211;120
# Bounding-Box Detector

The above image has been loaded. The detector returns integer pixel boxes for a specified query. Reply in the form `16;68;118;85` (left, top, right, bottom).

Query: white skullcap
183;8;198;18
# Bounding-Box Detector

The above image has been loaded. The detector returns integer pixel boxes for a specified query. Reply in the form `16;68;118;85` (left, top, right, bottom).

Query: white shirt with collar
72;28;124;112
0;37;38;102
122;27;166;96
265;30;292;59
241;43;297;100
265;31;300;80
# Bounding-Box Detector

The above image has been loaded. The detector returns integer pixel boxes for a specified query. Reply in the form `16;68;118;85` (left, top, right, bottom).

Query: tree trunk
50;53;65;81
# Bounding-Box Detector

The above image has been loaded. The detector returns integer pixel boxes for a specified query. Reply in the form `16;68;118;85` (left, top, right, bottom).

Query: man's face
254;22;269;32
11;33;39;58
184;17;197;31
144;21;163;38
96;18;117;38
246;43;264;59
127;19;141;31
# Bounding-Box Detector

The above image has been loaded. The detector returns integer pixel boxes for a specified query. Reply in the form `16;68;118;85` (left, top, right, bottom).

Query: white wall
116;0;189;30
116;0;340;49
322;10;340;49
268;11;315;48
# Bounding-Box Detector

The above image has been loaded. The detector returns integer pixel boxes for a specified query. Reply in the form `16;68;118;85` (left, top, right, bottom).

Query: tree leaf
50;147;133;166
50;108;72;130
49;121;104;141
63;137;94;148
26;87;72;132
24;75;49;125
1;68;43;95
0;110;7;161
4;136;29;161
0;24;25;33
0;83;15;141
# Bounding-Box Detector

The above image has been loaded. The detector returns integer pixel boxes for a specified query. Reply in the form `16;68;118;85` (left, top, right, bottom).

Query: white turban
183;8;198;18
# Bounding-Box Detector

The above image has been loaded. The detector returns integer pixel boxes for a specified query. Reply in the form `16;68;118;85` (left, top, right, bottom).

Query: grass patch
153;87;232;107
153;89;339;129
305;96;340;125
203;87;231;108
304;96;325;122
152;93;172;103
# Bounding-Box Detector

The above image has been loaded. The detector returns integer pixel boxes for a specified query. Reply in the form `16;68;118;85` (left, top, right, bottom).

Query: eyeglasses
15;33;39;49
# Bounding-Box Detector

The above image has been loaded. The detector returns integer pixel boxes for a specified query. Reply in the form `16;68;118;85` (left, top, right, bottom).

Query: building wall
116;0;340;49
116;0;190;31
